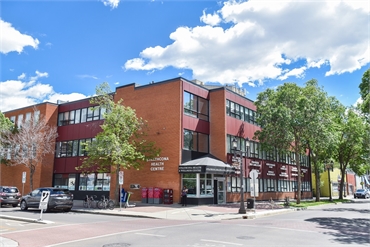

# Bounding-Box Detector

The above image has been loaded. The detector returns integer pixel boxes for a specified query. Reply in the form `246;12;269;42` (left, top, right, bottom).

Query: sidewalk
70;200;296;221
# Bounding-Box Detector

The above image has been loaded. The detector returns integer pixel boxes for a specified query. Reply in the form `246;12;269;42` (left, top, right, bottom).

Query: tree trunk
295;149;301;204
29;164;35;192
115;166;120;206
315;169;321;202
339;169;346;200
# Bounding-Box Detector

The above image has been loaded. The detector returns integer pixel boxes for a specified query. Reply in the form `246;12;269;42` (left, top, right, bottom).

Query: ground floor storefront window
53;173;111;191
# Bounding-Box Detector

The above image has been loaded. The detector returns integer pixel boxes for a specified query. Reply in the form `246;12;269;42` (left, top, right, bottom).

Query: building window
226;100;259;126
34;110;40;122
58;106;104;126
200;174;213;196
25;112;31;122
183;91;209;121
17;114;23;128
10;116;15;123
182;173;196;196
54;174;76;190
183;129;209;153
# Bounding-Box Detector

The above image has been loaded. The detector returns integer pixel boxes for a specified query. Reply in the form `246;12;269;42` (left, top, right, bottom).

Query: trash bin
148;187;154;204
153;187;163;204
247;199;254;209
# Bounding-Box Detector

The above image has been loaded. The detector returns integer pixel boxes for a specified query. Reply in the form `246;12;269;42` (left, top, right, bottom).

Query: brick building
2;77;312;204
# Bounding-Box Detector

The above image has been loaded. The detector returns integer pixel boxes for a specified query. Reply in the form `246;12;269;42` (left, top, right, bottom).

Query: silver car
0;186;21;207
20;187;74;212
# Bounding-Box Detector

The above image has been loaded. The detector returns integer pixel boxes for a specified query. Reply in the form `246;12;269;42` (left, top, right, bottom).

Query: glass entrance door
217;180;226;204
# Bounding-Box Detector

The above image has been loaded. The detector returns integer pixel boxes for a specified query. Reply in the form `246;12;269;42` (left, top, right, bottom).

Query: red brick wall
111;79;183;202
2;103;58;194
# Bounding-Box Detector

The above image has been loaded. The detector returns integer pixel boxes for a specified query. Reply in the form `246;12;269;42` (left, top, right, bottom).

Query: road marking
135;233;166;237
45;222;203;247
201;239;243;246
237;224;317;233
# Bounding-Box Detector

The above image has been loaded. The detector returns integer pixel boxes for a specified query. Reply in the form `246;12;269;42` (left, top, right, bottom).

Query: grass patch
288;199;351;208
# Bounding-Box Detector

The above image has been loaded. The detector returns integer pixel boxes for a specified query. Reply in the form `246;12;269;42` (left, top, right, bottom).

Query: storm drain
103;243;131;247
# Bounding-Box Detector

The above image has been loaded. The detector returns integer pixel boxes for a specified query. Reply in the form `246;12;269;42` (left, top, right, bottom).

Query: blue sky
1;0;369;112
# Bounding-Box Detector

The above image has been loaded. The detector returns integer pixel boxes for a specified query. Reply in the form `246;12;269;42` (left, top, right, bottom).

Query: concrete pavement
0;200;297;247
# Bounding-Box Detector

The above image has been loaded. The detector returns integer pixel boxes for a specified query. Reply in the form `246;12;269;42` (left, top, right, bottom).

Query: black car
354;189;370;199
20;187;74;212
0;186;21;207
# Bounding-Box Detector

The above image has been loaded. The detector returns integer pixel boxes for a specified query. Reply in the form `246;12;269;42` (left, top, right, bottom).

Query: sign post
249;170;259;212
21;172;26;196
119;171;124;211
38;191;50;221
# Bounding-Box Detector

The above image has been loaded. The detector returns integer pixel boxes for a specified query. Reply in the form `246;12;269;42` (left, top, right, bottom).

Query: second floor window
184;91;209;121
183;129;209;153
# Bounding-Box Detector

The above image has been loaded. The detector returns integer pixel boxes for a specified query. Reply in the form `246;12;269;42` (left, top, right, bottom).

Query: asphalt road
1;201;369;247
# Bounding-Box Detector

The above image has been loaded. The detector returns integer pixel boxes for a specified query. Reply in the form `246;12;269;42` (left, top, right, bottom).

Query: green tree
358;68;369;117
0;112;14;164
254;80;327;204
304;92;341;202
77;82;161;204
334;107;369;199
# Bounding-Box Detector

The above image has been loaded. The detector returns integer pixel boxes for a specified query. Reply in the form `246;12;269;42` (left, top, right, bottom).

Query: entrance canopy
179;154;235;175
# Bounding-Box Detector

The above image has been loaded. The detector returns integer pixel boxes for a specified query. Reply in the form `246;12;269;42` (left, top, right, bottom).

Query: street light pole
325;161;334;202
232;137;249;214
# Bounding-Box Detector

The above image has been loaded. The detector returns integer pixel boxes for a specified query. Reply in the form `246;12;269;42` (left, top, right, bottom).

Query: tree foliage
358;68;370;116
0;112;14;164
254;80;331;204
1;109;58;191
77;82;161;203
334;107;369;199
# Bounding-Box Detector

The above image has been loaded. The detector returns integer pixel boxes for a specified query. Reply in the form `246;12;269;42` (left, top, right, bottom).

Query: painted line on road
237;224;317;233
45;222;204;247
135;232;166;237
201;239;243;246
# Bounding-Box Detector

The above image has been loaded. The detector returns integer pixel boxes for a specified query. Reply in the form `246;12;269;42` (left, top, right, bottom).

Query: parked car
354;189;370;199
0;186;21;207
20;187;74;212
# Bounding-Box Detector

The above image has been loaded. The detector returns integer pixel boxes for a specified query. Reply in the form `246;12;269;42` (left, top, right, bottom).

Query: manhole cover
237;236;255;240
103;243;131;247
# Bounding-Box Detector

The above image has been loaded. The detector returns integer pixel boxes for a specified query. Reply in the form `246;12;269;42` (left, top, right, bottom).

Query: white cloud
102;0;120;9
200;10;221;26
0;72;87;112
124;0;369;87
77;74;99;80
0;19;39;54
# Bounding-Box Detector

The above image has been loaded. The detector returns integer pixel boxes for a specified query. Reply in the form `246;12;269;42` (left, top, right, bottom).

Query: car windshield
356;189;364;192
3;188;18;193
51;189;70;195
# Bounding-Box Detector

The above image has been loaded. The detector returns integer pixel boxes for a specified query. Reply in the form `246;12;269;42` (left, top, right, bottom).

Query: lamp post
325;161;334;202
232;137;250;214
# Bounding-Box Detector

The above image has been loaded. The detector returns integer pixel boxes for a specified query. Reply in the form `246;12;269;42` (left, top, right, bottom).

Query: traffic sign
22;172;26;184
119;171;124;185
39;191;50;210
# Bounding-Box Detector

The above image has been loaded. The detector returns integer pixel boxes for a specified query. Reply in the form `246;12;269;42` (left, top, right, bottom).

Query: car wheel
20;200;28;211
365;194;370;199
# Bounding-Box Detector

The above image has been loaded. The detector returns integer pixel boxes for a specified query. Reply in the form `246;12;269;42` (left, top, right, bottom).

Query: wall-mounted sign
280;165;287;170
130;184;140;189
148;156;169;171
279;172;288;177
292;167;298;172
266;163;275;168
249;161;261;167
267;171;275;176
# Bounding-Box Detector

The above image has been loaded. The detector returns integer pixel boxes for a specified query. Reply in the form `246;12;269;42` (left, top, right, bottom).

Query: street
0;201;369;247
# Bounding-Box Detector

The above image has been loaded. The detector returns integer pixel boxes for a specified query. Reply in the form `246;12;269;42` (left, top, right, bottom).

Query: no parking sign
39;191;50;210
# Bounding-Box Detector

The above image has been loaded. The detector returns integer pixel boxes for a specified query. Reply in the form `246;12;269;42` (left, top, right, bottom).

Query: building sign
148;157;169;171
280;165;287;170
130;184;140;189
266;163;275;168
249;161;261;167
279;172;288;178
267;171;275;176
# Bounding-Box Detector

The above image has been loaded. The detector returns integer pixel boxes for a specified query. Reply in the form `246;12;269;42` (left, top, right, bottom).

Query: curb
0;214;52;224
